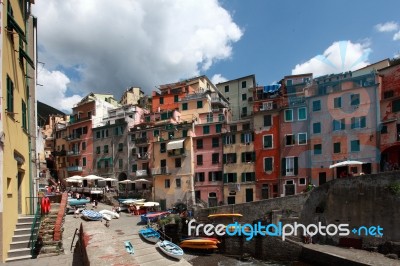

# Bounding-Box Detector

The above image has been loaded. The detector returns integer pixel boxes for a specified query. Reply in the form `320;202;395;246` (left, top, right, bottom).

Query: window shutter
252;133;255;142
351;117;355;129
252;152;256;162
281;158;286;176
208;172;212;181
223;174;227;183
223;154;226;163
241;133;244;143
361;116;366;128
233;154;237;163
241;153;245;162
232;135;236;144
233;173;237;182
252;172;256;181
222;136;226;145
241;173;245;182
294;157;299;175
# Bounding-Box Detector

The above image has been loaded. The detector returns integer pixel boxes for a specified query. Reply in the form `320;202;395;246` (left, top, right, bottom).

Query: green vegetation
388;182;400;195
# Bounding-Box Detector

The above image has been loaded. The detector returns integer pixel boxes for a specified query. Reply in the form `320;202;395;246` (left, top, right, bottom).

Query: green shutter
241;153;245;162
361;116;366;128
223;154;226;164
223;174;228;183
252;152;256;162
241;173;245;182
233;173;237;182
232;135;236;144
222;136;226;145
233;154;237;163
294;157;299;175
252;172;256;181
281;158;286;176
241;133;244;143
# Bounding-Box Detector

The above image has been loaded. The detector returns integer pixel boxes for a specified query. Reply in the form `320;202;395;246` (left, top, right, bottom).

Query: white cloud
375;21;399;32
211;74;228;84
394;31;400;41
36;68;82;114
32;0;243;106
292;40;371;77
395;53;400;59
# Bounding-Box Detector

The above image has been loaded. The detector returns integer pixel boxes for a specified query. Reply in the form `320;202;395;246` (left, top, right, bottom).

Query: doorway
319;172;327;185
245;188;253;202
208;192;217;207
227;196;235;205
261;184;269;199
18;172;23;214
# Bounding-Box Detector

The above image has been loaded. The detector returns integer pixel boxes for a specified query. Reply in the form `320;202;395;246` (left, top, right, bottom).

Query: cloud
211;74;228;84
375;21;399;32
36;68;82;114
395;53;400;59
292;41;371;77
394;31;400;41
32;0;243;105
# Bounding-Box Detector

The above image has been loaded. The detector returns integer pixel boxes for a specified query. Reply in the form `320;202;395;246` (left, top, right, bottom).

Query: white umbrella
65;178;82;183
143;202;160;207
103;178;117;182
132;178;152;183
83;175;105;181
68;175;83;180
118;179;134;184
329;160;364;169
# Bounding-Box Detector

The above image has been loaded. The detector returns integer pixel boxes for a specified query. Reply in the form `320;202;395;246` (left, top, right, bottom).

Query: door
227;196;235;205
245;188;253;202
285;184;295;196
319;172;327;185
261;184;269;199
159;199;167;211
194;190;201;201
18;172;23;214
208;197;217;207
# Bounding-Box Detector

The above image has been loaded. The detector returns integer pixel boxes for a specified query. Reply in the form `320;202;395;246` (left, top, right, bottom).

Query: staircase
5;215;38;262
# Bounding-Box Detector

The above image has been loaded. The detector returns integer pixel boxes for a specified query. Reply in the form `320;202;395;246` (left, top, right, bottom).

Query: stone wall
54;193;68;241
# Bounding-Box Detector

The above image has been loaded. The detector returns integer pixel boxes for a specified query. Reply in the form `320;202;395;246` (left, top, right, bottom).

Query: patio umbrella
68;175;83;180
329;160;364;169
132;178;152;183
103;178;117;181
83;175;105;180
118;179;134;196
65;178;82;183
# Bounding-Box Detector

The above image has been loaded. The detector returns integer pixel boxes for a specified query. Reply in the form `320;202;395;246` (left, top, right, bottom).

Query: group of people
383;160;399;172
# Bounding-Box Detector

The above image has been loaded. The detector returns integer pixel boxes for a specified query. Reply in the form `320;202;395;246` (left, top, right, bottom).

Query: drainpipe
375;75;381;173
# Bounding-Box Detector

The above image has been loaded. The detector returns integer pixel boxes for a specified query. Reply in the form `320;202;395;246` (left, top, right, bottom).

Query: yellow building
0;0;36;262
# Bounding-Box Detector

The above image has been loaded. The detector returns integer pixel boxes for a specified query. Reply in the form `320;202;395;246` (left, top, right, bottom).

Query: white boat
81;210;103;221
102;213;112;221
157;240;184;260
122;198;145;204
99;209;120;219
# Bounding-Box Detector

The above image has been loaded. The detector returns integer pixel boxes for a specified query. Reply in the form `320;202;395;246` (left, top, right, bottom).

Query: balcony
52;150;67;156
136;153;149;160
67;150;80;156
69;116;91;125
132;137;149;145
64;134;81;141
151;167;170;175
67;166;83;172
136;169;148;177
168;148;186;157
211;97;228;108
180;92;207;102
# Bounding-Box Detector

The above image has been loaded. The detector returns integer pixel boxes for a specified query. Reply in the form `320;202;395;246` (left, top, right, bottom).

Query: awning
263;84;281;93
167;139;185;150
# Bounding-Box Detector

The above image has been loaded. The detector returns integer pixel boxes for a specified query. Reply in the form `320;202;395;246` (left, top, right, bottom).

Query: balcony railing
136;169;148;177
132;137;149;145
64;134;81;141
52;150;67;156
151;167;170;175
67;150;80;156
211;97;228;107
180;93;207;102
168;148;186;157
136;153;149;160
67;166;83;172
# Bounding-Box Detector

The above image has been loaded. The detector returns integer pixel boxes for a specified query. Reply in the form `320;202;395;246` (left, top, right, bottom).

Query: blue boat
68;198;90;206
140;211;170;223
157;240;184;260
139;228;160;243
81;210;103;221
124;241;134;254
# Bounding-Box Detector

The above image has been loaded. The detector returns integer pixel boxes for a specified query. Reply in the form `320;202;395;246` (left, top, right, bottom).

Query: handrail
29;199;42;257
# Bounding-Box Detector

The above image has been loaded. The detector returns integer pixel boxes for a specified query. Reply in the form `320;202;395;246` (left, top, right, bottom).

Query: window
96;147;101;154
334;97;342;108
241;172;256;182
175;158;181;168
6;75;14;113
104;159;110;168
83;126;88;134
299;178;306;185
392;99;400;112
154;130;159;137
212;153;219;164
114;126;123;136
203;125;210;134
298;133;307;145
224;135;236;145
242;107;247;117
282;157;298;176
224;173;237;183
182;129;188;137
333;119;346;131
264;157;273;172
298;107;307;120
212;137;219;147
224;85;229;93
351;94;360;106
241;152;255;163
197;155;203;165
351;140;360;152
312;100;321;111
176;178;181;188
21;100;27;130
104;145;109;153
384;90;394;99
132;164;137;172
242;94;247;101
118;159;123;169
351;116;366;129
314;144;322;155
160;97;164;104
313;122;321;134
286;79;292;86
263;135;273;149
118;143;123;152
218;114;225;122
284;109;293;122
209;171;223;182
82;157;86;167
174;95;179;102
165;179;170;188
263;115;272;127
223;153;237;164
195;172;205;182
334;142;341;153
230;125;237;132
206;113;213;123
216;124;222;133
241;132;253;144
182;103;188;111
285;134;295;146
381;125;388;134
82;142;86;150
197;101;203;108
160;143;166;153
96;131;101;139
241;81;247;88
196;139;203;149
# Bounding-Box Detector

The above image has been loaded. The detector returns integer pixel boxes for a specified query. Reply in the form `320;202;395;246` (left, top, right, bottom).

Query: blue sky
207;0;400;85
33;0;400;113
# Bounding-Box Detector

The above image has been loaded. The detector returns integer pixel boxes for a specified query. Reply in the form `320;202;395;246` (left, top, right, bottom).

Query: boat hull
81;210;103;221
157;240;184;260
139;228;160;244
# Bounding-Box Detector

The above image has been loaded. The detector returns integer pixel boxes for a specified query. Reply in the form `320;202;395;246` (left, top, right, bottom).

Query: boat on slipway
138;228;160;243
81;210;103;221
157;240;184;260
180;237;219;250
